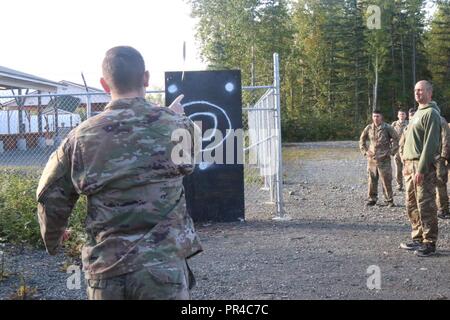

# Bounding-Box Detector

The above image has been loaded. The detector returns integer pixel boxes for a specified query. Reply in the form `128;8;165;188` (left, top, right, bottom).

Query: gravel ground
2;141;450;300
0;245;85;300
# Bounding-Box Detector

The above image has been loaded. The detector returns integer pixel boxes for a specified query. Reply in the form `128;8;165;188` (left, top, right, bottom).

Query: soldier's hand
61;228;71;243
169;94;185;114
366;151;374;158
415;173;424;186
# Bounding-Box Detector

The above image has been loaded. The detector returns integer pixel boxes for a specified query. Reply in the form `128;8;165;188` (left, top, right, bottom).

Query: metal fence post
272;53;287;220
86;95;92;119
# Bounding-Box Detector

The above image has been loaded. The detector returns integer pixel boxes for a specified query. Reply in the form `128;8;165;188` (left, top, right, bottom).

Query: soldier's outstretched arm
36;138;79;255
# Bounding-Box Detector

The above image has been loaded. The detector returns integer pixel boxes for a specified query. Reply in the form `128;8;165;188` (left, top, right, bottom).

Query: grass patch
9;275;38;300
0;249;9;282
0;167;87;255
244;167;265;187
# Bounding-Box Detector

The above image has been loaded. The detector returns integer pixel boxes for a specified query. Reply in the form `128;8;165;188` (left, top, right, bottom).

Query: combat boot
414;243;436;257
438;210;450;220
400;240;422;251
366;200;376;206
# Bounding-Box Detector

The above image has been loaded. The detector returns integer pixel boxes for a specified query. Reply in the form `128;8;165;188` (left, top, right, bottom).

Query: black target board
165;70;245;222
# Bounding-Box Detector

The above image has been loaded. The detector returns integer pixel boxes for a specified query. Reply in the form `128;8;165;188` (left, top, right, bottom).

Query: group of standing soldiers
359;80;449;257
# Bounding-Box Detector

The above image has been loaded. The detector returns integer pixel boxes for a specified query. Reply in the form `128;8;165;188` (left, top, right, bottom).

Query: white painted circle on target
199;162;213;170
225;82;235;92
168;84;178;94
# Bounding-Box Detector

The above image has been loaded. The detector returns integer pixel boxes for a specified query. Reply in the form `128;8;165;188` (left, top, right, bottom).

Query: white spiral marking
188;112;218;141
182;100;232;152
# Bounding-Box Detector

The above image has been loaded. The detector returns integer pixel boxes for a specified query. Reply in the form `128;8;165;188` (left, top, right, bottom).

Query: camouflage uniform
402;102;441;245
399;130;406;161
36;97;203;300
359;122;399;204
391;120;409;190
436;117;450;214
404;160;438;243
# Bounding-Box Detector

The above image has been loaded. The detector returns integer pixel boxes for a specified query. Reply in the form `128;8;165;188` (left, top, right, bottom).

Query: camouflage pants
436;157;449;213
367;158;393;203
394;153;404;189
86;259;193;300
404;160;438;244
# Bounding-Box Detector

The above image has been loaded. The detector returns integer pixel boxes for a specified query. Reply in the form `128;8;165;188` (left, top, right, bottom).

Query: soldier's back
73;97;191;192
69;97;202;279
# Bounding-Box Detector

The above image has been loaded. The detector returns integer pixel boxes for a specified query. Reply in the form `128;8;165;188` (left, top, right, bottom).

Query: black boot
400;240;422;251
414;243;436;257
438;210;450;220
366;200;376;206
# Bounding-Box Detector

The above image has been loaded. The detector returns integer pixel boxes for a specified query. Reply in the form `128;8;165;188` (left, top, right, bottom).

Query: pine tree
427;0;450;116
188;0;436;141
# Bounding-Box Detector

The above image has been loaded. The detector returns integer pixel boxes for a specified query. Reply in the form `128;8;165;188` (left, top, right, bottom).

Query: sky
1;0;206;90
1;0;438;91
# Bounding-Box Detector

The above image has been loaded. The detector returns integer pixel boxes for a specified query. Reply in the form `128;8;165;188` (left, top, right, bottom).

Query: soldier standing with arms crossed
36;46;203;299
359;111;399;207
400;80;441;257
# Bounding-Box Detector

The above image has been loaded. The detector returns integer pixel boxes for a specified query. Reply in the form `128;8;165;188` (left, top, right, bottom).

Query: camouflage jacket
399;129;407;160
37;97;203;280
440;116;450;160
391;120;409;138
359;122;399;162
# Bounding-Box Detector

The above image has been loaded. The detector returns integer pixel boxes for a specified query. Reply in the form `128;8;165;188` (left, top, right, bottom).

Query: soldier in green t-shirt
400;80;441;257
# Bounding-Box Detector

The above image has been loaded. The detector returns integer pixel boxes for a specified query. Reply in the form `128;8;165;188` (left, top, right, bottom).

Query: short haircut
398;109;406;114
417;80;433;92
102;46;145;94
372;110;382;115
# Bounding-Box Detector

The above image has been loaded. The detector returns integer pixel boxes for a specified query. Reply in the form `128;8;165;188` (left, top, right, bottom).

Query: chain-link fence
243;88;279;218
0;92;110;166
0;54;284;218
242;54;285;219
0;90;164;166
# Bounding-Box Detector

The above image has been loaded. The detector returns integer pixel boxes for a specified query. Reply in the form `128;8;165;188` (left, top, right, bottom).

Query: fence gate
242;53;285;220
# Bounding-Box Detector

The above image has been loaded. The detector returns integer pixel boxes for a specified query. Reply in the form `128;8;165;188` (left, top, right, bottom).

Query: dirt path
189;141;450;300
2;141;450;300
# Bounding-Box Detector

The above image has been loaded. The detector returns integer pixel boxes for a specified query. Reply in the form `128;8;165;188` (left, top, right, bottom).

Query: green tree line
187;0;450;141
